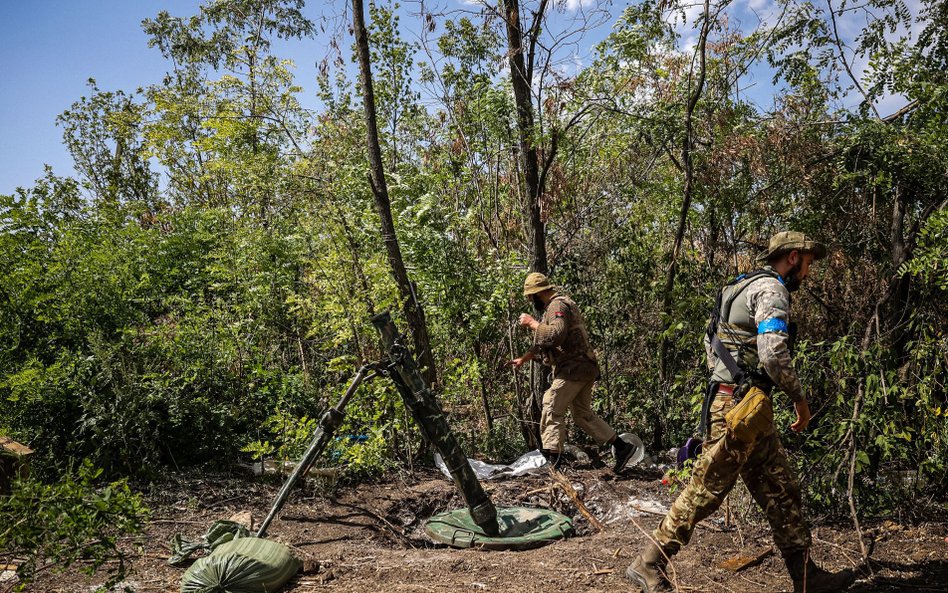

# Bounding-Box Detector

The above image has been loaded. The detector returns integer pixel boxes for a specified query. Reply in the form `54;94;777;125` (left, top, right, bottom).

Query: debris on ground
434;450;547;480
24;468;948;592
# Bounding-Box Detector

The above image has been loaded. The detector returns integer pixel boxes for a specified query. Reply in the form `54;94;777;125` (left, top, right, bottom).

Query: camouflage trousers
540;378;617;451
654;392;812;554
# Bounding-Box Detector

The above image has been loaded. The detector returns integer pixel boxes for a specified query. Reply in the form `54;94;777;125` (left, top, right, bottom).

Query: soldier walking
625;232;856;593
509;273;637;473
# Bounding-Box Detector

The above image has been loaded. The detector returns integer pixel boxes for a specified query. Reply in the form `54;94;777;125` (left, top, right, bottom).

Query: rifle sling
700;335;745;436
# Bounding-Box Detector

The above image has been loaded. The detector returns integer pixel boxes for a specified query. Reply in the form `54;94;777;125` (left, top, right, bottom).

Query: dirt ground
17;460;948;593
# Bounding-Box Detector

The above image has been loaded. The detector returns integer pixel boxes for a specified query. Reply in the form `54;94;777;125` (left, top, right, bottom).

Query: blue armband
757;317;789;334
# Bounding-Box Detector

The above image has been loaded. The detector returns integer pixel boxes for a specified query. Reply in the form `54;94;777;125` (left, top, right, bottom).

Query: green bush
0;460;149;591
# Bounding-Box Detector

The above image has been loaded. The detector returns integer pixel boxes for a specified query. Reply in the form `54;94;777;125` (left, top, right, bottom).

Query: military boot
625;542;675;593
612;435;636;473
783;549;856;593
540;449;563;471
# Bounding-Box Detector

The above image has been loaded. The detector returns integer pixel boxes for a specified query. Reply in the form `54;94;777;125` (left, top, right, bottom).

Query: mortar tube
371;312;499;536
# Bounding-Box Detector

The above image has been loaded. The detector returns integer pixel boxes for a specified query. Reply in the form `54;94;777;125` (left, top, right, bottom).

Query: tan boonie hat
523;272;553;296
757;231;827;262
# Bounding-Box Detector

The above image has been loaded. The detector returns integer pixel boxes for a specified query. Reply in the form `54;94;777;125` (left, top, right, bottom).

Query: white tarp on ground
434;450;549;481
626;496;669;516
434;433;647;481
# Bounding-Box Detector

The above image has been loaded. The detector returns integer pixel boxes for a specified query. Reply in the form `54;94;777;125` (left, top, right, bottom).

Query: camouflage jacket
529;294;599;382
703;268;805;402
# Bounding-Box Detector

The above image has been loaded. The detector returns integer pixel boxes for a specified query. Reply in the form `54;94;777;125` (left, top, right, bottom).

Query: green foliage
241;410;318;462
0;460;149;591
334;425;399;478
901;207;948;294
792;334;948;514
662;458;696;494
2;0;947;517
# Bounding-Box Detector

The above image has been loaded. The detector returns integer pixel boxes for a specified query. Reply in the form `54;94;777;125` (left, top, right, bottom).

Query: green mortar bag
180;536;302;593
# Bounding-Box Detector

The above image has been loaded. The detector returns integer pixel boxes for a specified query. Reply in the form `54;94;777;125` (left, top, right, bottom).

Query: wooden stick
715;546;773;572
549;470;604;532
627;504;724;532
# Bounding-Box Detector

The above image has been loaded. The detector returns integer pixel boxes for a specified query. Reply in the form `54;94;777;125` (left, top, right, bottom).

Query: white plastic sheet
434;450;548;481
626;497;669;517
435;432;649;481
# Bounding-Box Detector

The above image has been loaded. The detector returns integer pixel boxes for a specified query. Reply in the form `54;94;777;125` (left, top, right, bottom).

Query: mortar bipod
256;363;384;538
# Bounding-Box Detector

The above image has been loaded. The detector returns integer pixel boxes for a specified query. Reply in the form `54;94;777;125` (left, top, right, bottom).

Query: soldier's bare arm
518;313;539;330
748;279;805;403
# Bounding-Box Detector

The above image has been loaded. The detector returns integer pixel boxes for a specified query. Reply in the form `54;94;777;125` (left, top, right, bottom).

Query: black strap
696;336;744;437
711;333;744;383
709;268;781;378
698;381;719;436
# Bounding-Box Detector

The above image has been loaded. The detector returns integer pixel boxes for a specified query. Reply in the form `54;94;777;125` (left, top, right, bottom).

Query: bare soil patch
22;464;948;592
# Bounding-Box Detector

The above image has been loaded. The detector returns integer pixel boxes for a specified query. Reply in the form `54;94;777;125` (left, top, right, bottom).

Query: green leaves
1;0;948;517
0;460;149;591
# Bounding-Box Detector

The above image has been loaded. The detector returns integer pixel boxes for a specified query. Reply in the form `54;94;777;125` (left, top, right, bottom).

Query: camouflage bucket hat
522;272;553;296
757;231;827;262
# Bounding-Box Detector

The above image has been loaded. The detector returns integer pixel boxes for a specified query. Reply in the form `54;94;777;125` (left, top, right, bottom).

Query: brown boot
783;549;856;593
625;542;675;593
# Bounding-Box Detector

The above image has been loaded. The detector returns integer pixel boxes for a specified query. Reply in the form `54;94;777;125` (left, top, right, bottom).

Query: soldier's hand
508;352;534;368
790;399;812;432
518;313;539;330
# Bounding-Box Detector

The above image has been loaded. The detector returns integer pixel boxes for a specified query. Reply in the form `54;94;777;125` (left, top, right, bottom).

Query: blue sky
0;0;336;195
0;0;916;196
0;0;692;194
0;1;198;193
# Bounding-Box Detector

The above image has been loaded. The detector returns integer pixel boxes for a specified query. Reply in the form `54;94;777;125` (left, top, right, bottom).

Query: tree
656;0;715;450
142;0;314;222
57;81;158;212
351;0;438;385
500;0;548;276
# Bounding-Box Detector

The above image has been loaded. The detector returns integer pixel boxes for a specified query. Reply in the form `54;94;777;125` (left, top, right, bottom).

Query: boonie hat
522;272;553;296
757;231;827;262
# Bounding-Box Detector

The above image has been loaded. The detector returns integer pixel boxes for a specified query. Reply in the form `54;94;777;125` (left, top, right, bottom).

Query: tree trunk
502;0;550;449
351;0;437;385
655;0;711;451
502;0;548;275
885;186;911;357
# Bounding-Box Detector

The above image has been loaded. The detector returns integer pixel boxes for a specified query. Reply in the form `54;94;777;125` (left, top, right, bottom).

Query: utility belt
715;375;772;399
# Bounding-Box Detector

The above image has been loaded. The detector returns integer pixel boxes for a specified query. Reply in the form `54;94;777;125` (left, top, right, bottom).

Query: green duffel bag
180;536;302;593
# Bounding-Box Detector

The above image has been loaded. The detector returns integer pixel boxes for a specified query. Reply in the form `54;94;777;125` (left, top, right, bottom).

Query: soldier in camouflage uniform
626;232;856;593
510;273;637;473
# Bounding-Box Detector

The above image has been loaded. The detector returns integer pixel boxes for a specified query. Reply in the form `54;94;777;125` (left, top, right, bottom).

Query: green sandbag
169;520;250;566
180;536;302;593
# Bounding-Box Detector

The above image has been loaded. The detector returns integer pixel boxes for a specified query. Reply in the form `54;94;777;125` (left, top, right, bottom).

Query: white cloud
562;0;597;11
681;33;698;54
747;0;772;10
683;1;704;24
